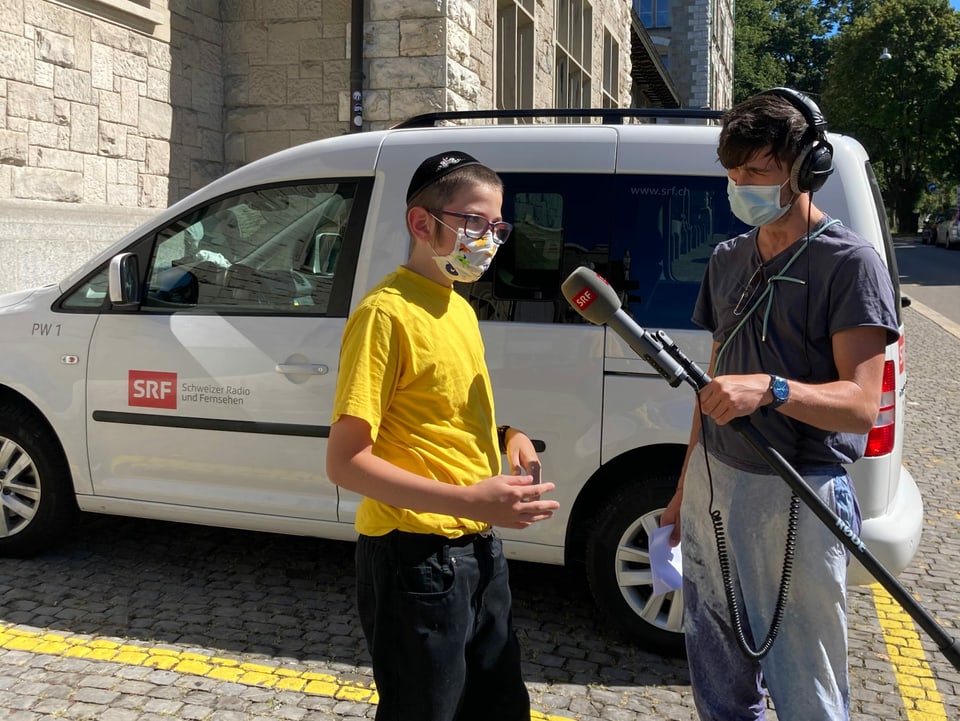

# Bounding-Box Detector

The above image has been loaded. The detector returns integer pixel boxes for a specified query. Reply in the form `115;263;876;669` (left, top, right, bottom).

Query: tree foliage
731;0;960;229
821;0;960;230
733;0;836;102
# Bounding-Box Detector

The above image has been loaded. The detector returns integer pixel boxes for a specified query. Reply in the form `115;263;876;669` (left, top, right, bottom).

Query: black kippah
406;150;481;204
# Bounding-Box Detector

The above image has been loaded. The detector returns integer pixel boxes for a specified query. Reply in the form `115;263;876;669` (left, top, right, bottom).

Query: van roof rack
393;107;725;129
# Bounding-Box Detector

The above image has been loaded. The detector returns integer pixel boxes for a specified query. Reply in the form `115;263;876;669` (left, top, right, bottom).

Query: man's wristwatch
768;375;790;409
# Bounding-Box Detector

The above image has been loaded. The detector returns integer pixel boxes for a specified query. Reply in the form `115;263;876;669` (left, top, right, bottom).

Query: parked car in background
934;207;959;248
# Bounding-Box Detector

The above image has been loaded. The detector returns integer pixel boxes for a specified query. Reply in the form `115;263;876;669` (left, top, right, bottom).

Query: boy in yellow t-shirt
327;150;559;721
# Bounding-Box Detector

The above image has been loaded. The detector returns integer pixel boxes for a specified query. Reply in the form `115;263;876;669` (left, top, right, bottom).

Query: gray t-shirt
692;216;900;473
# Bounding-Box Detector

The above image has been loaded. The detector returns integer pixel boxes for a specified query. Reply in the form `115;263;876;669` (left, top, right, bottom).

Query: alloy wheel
0;437;41;538
612;508;684;635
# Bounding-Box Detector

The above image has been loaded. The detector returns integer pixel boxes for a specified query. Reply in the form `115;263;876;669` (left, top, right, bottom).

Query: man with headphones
660;89;899;720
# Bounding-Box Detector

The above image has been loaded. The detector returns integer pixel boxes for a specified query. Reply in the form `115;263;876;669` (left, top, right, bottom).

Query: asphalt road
895;234;960;326
1;304;958;720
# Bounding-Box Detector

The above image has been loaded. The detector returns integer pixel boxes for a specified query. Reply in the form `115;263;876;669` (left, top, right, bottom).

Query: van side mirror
108;253;141;308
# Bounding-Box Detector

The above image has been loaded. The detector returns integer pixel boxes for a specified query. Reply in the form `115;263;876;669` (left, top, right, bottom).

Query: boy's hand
503;428;539;474
467;474;559;529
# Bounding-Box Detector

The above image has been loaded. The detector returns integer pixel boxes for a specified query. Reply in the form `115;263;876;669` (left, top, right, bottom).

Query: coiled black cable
710;493;799;659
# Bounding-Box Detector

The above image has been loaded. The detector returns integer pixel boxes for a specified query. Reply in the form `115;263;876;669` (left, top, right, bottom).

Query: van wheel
585;474;686;657
0;402;76;557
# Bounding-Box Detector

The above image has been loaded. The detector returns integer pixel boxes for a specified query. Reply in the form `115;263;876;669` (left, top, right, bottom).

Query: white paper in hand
649;524;683;596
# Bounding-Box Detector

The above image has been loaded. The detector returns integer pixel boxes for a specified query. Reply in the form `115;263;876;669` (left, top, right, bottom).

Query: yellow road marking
0;622;570;720
870;583;948;721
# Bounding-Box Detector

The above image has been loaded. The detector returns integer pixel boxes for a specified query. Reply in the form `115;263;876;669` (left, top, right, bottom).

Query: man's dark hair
717;93;812;171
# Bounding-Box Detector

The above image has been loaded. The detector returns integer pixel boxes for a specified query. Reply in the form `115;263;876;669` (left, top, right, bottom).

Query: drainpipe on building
349;0;364;132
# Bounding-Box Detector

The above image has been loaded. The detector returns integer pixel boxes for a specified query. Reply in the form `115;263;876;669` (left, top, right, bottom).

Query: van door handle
275;363;329;375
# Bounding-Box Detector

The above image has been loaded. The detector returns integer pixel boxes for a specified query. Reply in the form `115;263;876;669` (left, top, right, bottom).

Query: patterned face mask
431;225;499;284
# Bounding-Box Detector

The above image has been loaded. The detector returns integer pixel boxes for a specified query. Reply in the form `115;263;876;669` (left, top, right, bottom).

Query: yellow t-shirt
332;266;499;537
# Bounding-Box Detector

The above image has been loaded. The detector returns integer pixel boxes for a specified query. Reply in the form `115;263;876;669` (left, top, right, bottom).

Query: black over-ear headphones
760;87;834;194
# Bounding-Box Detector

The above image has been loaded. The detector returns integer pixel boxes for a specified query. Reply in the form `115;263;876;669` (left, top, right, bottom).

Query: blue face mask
727;177;793;226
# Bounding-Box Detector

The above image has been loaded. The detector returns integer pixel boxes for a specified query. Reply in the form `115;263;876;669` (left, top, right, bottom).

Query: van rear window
462;172;748;329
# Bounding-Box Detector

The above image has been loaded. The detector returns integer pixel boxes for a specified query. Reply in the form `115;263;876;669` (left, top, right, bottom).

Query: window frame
601;29;619;109
55;0;167;38
634;0;670;29
496;0;536;120
555;0;593;114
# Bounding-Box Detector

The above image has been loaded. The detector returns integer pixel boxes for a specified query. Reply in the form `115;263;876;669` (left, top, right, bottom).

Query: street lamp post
877;45;918;232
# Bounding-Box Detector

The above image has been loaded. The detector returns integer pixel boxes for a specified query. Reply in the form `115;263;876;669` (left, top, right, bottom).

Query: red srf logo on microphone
571;287;596;311
128;370;178;409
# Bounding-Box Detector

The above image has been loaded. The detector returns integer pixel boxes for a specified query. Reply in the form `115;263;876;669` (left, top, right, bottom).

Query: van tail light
865;360;896;457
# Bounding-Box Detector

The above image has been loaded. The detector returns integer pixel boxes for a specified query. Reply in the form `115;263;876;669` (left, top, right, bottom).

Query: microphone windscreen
561;266;623;325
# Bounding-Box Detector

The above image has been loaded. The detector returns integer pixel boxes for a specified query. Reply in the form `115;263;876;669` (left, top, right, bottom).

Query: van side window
464;172;747;329
616;174;747;329
460;172;614;323
61;268;110;309
141;182;362;315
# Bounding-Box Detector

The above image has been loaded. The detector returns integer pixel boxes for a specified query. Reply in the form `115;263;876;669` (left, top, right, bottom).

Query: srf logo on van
128;370;177;409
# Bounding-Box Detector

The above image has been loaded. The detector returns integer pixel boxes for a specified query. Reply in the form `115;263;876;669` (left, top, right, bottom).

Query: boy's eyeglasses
734;264;766;316
429;209;513;245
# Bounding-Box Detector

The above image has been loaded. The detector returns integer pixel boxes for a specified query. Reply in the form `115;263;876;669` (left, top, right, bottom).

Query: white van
0;109;921;655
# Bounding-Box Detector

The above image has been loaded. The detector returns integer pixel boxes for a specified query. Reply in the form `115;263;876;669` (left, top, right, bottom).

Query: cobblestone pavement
0;303;958;721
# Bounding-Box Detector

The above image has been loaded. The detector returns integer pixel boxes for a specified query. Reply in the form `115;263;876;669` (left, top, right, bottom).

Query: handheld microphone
560;266;688;387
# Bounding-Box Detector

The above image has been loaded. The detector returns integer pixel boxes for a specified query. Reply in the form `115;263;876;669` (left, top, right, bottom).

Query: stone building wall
602;0;636;109
533;0;557;109
645;0;733;110
447;0;495;114
647;1;691;108
222;0;351;165
0;0;224;294
685;0;708;109
361;0;634;129
711;0;733;110
363;0;449;130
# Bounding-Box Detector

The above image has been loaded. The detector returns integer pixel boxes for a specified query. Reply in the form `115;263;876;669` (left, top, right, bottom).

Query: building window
497;0;536;120
555;0;593;114
634;0;670;28
602;30;619;108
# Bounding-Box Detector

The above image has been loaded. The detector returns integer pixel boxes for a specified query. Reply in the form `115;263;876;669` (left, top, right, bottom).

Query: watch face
772;376;789;402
